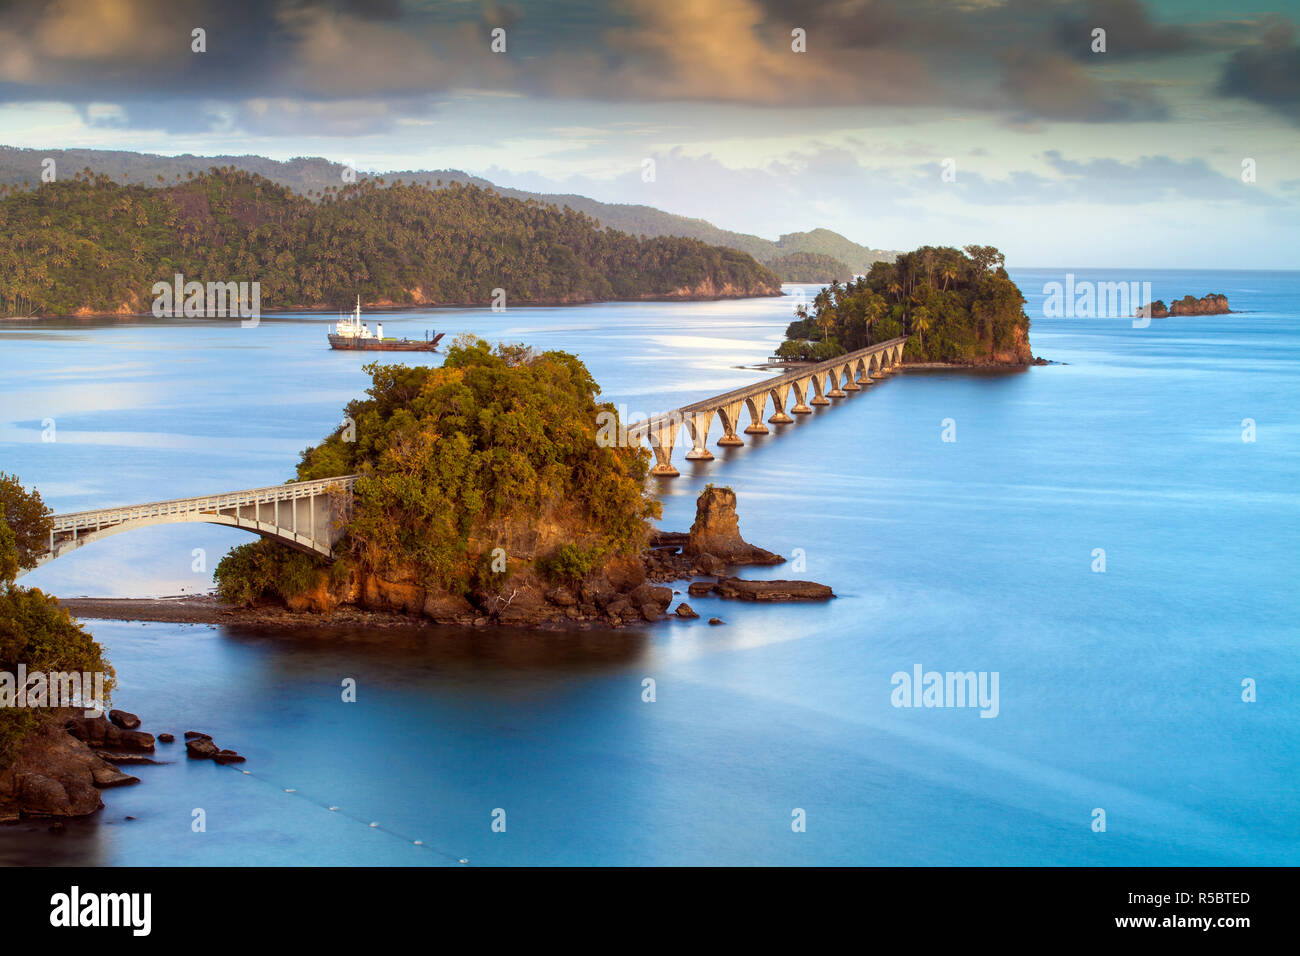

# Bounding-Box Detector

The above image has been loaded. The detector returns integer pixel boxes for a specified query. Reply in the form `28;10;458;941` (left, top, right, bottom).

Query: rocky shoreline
5;489;832;821
0;709;246;822
212;486;834;631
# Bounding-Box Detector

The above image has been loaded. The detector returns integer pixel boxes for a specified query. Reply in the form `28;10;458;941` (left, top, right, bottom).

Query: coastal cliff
233;482;827;628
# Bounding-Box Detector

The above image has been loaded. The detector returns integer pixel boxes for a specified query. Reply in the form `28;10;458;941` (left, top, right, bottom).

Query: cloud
999;49;1168;122
944;150;1276;205
1218;17;1300;120
0;0;1281;132
1051;0;1194;58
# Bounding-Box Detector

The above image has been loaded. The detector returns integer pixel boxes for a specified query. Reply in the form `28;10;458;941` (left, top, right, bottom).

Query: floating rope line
221;763;471;865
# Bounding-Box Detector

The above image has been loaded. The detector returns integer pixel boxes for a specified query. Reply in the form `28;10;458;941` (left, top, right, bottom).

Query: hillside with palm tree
780;245;1034;365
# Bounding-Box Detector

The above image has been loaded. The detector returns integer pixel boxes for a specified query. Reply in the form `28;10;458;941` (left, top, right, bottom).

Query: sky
0;0;1297;268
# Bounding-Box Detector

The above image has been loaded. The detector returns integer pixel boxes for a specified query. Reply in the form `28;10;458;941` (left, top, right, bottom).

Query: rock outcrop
0;715;141;821
682;486;784;566
1137;294;1231;319
224;487;836;629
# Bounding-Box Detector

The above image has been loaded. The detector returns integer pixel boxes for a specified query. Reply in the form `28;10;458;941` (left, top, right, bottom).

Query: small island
777;245;1035;366
213;337;831;628
1136;293;1232;319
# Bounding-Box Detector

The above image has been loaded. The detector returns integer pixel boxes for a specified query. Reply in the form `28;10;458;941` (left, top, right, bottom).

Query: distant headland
0;168;780;318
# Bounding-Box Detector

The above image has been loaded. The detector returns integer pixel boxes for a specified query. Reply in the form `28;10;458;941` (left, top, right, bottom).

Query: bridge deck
633;336;907;432
50;474;361;533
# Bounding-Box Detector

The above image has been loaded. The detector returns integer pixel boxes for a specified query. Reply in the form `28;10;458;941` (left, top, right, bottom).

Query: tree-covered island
779;245;1035;365
214;337;828;627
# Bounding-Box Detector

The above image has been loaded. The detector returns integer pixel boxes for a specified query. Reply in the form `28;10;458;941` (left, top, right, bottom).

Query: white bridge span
24;475;360;576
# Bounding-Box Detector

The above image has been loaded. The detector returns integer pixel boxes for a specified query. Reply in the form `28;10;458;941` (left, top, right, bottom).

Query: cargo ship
327;297;444;351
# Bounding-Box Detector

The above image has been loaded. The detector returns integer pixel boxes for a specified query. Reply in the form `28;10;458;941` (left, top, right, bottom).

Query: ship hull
327;332;444;352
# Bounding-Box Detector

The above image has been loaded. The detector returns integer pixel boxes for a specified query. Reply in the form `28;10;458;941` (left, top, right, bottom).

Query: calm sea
1;268;1296;865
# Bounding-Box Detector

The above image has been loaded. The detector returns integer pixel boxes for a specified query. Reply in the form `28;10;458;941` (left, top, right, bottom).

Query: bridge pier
684;412;714;460
616;336;908;479
648;420;680;477
768;385;793;424
790;378;813;414
717;401;745;446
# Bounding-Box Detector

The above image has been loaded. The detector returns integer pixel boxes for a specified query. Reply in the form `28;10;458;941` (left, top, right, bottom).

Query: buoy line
219;762;471;866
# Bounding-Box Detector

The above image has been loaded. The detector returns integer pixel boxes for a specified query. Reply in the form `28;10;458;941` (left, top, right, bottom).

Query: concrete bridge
627;336;907;476
23;475;359;575
23;337;906;568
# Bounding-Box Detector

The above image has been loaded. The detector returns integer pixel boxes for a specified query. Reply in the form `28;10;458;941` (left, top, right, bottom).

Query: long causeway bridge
627;336;907;476
23;475;360;576
23;337;905;570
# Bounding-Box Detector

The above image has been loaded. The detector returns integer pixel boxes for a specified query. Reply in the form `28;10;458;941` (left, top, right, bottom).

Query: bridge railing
49;475;361;534
633;336;907;432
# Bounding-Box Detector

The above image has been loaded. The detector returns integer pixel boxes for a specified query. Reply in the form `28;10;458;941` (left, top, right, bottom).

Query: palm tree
911;306;932;355
817;312;835;343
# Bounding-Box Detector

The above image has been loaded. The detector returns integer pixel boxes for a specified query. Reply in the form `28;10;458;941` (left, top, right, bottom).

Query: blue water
1;269;1296;865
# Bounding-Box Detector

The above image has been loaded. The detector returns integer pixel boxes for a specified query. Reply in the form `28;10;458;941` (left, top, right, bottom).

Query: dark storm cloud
1050;0;1194;59
1218;17;1300;119
0;0;1279;131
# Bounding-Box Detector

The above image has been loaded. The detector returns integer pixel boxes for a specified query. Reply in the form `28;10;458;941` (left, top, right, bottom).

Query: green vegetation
773;338;846;362
213;539;326;607
0;146;897;283
215;338;660;603
0;167;779;316
537;543;604;587
783;245;1032;365
0;471;53;571
767;251;853;283
0;474;114;765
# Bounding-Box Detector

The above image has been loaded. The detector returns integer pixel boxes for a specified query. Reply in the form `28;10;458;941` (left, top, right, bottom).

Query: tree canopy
217;340;660;602
0;475;114;765
783;245;1032;364
0;472;52;573
0;168;780;316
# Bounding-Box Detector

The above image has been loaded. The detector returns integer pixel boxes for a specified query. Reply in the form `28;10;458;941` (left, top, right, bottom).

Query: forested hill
0;168;781;317
0;146;899;277
783;245;1035;366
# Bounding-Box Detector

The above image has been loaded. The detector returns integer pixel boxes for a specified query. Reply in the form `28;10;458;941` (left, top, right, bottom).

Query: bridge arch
28;476;357;575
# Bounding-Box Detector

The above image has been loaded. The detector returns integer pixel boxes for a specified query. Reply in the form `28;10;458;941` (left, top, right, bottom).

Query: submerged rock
713;577;835;602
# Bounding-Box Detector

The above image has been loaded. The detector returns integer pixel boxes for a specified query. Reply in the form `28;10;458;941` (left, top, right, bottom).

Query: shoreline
59;595;459;630
0;289;784;321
